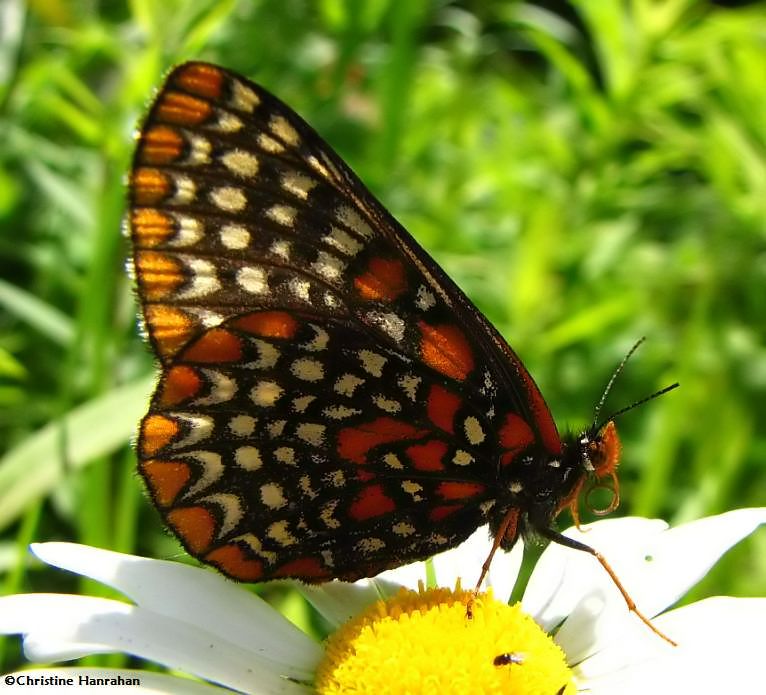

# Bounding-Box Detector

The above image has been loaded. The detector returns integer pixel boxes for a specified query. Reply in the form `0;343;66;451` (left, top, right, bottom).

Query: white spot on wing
336;205;374;239
288;277;311;301
229;415;256;437
302;325;329;352
416;285;436;310
366;311;405;342
168;413;214;449
270;239;291;260
398;374;421;401
322;226;364;256
236;266;268;294
311;250;346;280
187;135;212;165
296;423;326;446
193;369;236;405
268;419;286;437
275;446;297;465
372;394;401;413
210;186;247;212
221;149;259;178
230;80;260;112
258;132;284;153
392;522;415;537
214;111;243;132
323;404;361;419
169;214;203;247
452;450;474;466
358;350;386;376
220;223;250;250
356;537;385;553
235;445;262;470
281;171;317;199
334;373;364;397
270;115;300;145
182;450;223;496
171;175;196;204
320;501;340;529
291;357;324;382
251;380;283;406
464;416;486;445
266;204;297;226
292;395;316;413
242;338;279;370
198;492;242;537
267;520;297;545
177;259;221;299
261;483;287;509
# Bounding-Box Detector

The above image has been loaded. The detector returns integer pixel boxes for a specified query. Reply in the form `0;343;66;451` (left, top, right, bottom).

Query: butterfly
127;62;677;641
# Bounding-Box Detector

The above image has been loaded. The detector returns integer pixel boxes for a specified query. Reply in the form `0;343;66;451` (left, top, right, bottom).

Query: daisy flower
1;508;763;694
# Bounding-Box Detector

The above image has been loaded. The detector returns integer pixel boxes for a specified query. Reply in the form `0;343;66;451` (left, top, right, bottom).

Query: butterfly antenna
592;337;647;428
592;338;680;430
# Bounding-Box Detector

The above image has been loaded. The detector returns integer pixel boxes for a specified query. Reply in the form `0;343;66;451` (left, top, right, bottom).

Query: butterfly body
129;62;621;584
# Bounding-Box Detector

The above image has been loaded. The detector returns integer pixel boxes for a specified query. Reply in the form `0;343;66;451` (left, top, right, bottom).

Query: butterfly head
555;420;622;527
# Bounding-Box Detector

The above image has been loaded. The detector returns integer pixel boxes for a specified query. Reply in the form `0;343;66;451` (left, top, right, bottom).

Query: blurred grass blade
0;375;154;531
0;278;74;346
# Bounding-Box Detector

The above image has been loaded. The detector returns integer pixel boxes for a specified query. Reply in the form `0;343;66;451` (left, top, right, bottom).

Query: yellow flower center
315;584;575;694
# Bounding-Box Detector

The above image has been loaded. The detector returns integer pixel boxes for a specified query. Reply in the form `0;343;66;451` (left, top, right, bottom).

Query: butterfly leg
536;526;677;646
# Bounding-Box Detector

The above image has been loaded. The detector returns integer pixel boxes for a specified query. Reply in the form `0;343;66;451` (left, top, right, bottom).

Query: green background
1;0;764;675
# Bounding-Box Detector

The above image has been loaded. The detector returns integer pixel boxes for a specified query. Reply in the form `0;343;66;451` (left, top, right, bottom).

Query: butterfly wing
128;62;562;581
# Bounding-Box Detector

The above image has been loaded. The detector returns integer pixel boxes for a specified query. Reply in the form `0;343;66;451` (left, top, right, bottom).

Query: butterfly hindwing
129;62;563;581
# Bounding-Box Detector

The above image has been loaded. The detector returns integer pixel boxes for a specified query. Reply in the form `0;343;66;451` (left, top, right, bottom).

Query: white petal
577;597;766;694
370;559;429;592
371;526;523;602
297;579;401;628
523;517;667;634
431;525;523;602
526;509;766;661
4;668;230;694
0;594;312;694
30;542;320;669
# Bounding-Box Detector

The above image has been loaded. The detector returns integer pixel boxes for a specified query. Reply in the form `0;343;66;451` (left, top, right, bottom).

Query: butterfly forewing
129;62;561;582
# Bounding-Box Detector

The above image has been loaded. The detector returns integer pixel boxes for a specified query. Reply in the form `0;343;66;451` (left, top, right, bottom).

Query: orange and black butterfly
127;63;675;635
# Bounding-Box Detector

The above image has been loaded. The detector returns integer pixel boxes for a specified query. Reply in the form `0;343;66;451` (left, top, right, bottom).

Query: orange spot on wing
233;311;298;339
131;209;175;247
338;417;426;464
349;484;396;520
437;481;486;500
156;91;213;126
205;544;264;581
145;306;196;359
174;63;225;100
497;413;536;468
429;504;463;521
354;257;407;302
140;414;179;457
167;506;216;554
426;384;461;433
406;439;448;471
499;413;534;453
135;251;184;301
159;365;202;406
272;557;331;580
182;328;243;363
139;125;185;164
518;367;561;455
140;459;191;507
418;321;475;381
132;168;172;205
